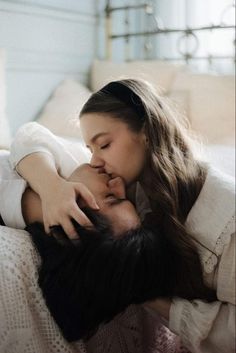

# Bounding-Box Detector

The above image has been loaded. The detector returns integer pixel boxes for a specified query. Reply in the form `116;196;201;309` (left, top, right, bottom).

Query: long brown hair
80;79;216;301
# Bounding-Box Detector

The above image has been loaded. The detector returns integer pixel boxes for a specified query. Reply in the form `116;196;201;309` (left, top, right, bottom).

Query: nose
108;177;126;199
90;152;105;168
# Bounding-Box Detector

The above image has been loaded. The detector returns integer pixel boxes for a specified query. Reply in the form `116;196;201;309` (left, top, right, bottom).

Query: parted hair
27;208;216;342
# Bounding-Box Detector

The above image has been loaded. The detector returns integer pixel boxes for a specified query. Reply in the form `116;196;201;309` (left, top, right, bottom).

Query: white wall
0;0;97;133
154;0;235;73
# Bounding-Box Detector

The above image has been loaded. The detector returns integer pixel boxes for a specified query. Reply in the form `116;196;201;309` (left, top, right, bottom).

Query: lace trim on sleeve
201;214;235;274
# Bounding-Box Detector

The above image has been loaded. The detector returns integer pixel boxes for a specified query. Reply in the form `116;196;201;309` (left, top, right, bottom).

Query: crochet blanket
0;226;189;353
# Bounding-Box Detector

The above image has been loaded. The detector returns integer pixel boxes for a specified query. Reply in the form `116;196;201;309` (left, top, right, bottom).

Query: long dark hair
80;79;213;300
27;209;216;342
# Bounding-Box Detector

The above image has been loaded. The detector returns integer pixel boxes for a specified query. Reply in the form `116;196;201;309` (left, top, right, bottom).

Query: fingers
61;218;79;239
41;181;99;240
74;183;100;210
70;205;93;228
45;218;78;239
44;204;93;239
44;222;52;234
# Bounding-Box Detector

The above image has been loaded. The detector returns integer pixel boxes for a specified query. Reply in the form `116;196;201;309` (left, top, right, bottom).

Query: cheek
105;136;146;182
120;141;146;177
103;142;129;167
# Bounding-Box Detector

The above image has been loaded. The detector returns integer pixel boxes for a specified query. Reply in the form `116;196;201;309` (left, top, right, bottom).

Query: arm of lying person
1;149;98;235
16;153;98;237
8;123;99;236
9;121;86;179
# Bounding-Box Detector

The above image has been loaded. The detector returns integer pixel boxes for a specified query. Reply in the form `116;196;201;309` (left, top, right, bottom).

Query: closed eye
105;194;127;205
100;143;110;150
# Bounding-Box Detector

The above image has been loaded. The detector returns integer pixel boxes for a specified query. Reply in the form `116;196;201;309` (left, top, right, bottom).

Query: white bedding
0;226;84;353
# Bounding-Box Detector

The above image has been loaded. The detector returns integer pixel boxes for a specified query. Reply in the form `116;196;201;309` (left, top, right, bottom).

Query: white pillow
91;59;184;94
37;79;92;138
166;89;190;118
0;49;11;150
171;72;235;145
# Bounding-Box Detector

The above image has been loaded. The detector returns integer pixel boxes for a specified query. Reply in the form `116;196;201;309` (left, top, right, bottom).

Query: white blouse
8;122;236;353
0;150;26;228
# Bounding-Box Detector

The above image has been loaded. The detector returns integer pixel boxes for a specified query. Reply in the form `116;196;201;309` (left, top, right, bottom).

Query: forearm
9;122;79;179
145;298;171;320
16;152;63;198
22;187;43;225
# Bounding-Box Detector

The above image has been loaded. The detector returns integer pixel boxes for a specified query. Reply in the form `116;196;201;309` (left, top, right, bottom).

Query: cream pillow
171;72;235;145
167;89;190;118
0;49;11;149
91;59;184;94
37;79;92;138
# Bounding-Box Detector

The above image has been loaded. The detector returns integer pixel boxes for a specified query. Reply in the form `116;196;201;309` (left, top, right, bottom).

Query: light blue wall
0;0;97;134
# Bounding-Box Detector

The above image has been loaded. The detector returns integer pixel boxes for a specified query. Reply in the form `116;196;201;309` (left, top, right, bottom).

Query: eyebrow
86;132;109;148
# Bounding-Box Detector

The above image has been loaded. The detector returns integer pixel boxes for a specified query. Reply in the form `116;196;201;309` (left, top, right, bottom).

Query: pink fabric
81;305;190;353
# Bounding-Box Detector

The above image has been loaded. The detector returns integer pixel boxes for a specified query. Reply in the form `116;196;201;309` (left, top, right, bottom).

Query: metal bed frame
104;0;236;65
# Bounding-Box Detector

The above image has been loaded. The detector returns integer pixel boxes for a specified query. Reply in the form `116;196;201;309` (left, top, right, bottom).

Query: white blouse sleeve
0;151;26;229
169;227;235;353
9;122;89;179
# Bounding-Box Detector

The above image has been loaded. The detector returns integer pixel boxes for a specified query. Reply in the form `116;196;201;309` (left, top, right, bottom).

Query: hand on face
41;177;99;239
68;164;140;236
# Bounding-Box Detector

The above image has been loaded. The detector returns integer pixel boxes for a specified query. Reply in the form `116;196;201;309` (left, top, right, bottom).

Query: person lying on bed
0;149;210;349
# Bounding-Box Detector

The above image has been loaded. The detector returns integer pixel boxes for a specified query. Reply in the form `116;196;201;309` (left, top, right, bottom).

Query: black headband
100;81;146;120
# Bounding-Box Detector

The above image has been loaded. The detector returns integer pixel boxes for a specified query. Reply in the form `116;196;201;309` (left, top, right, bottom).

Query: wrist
37;173;64;198
145;298;172;320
